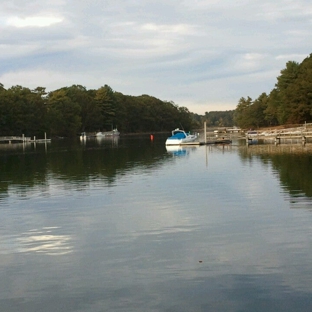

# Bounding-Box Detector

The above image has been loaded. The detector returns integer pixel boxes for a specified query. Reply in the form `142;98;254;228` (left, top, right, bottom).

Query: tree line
233;53;312;129
201;110;234;127
0;84;199;137
2;53;311;136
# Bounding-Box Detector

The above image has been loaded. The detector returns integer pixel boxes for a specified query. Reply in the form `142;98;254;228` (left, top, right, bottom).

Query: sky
0;0;311;115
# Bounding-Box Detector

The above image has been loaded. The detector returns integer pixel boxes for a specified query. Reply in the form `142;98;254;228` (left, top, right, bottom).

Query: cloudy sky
0;0;311;114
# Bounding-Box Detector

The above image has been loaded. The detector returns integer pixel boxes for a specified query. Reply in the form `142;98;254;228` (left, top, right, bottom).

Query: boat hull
165;134;198;145
165;128;198;145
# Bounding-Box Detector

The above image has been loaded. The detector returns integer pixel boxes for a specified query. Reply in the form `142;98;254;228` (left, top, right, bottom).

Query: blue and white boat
165;128;198;146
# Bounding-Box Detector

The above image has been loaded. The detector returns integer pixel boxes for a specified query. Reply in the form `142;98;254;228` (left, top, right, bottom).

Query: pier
246;124;312;145
0;135;31;143
178;122;233;146
0;133;51;144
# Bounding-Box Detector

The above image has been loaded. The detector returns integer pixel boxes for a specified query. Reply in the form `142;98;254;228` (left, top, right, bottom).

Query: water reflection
95;136;119;146
237;143;312;206
1;139;312;206
0;137;170;200
80;135;120;147
1;138;312;311
17;227;73;255
166;145;191;157
1;227;73;256
0;141;50;154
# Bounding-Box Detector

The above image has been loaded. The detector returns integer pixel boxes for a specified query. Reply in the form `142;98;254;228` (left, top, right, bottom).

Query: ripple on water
0;227;73;256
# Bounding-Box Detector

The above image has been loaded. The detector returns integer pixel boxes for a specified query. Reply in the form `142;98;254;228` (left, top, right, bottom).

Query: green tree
249;93;268;128
0;85;47;136
95;85;116;130
235;54;312;127
0;82;201;136
264;88;280;126
47;89;81;137
61;85;103;132
233;96;253;128
275;61;300;124
204;111;234;127
283;56;312;123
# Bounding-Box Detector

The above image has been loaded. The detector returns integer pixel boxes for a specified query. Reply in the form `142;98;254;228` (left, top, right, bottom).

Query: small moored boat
165;128;198;146
80;132;87;140
96;128;120;137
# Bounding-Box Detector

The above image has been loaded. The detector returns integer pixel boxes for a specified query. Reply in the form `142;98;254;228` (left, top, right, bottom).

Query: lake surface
1;135;312;312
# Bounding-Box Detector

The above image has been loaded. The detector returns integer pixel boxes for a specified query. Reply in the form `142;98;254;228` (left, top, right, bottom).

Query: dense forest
201;110;234;127
0;84;200;137
234;53;312;129
1;53;311;136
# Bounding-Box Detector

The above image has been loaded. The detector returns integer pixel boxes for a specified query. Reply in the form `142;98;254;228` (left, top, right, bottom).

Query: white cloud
7;16;63;28
0;0;311;114
0;69;81;90
276;54;308;61
140;23;199;36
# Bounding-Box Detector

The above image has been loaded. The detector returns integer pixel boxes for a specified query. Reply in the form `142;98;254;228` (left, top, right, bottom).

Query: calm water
1;135;312;312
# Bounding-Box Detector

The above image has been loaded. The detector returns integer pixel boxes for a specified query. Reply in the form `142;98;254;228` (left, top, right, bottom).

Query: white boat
80;132;87;140
165;128;198;146
96;128;120;137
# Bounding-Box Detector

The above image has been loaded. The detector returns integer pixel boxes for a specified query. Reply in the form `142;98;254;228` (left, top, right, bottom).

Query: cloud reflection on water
16;227;73;256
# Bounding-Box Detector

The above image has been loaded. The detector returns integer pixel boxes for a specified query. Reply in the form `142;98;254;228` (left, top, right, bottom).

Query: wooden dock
179;141;200;146
179;139;232;146
200;139;232;145
246;124;312;145
0;133;51;144
0;136;31;143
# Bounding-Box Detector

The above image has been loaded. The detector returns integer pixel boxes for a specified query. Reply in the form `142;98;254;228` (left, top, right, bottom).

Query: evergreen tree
95;85;116;130
233;96;253;128
47;89;81;137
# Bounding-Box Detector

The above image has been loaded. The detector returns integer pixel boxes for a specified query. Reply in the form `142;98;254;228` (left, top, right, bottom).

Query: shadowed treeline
1;138;312;206
0;136;171;200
